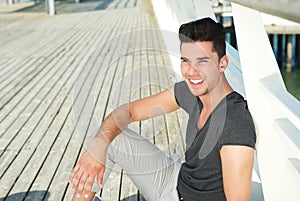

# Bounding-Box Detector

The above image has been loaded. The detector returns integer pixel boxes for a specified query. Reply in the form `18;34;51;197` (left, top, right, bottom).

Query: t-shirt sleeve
219;104;256;149
174;81;198;114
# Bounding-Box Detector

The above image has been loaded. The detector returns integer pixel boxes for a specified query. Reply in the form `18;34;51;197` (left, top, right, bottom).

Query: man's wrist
86;134;110;164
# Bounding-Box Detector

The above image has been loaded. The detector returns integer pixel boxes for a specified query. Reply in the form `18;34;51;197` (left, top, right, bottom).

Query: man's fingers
77;172;89;195
83;176;95;198
72;169;83;192
68;151;106;199
69;164;80;183
97;168;105;188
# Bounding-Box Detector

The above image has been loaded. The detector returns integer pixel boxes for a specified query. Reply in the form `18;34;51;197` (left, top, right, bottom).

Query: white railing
231;3;300;201
151;0;300;201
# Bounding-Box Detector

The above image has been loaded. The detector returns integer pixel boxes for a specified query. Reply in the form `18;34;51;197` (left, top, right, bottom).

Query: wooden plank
146;0;187;157
0;57;34;89
98;11;136;201
28;13;103;59
7;93;75;200
134;3;158;200
119;29;140;201
94;57;123;201
0;13;101;92
46;13;121;200
0;0;187;200
13;53;95;198
0;9;103;130
114;8;162;198
61;9;136;201
0;27;83;124
0;29;33;49
0;11;108;200
0;54;71;157
0;57;23;81
0;19;51;57
127;0;137;8
136;47;153;201
0;14;85;58
0;58;9;69
0;55;80;198
153;28;186;158
0;53;73;151
0;57;47;109
45;57;104;200
7;9;117;199
116;0;127;9
0;20;79;83
2;55;75;155
54;11;129;200
140;10;170;156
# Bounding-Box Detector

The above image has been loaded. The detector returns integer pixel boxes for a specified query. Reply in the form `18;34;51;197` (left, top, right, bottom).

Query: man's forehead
180;41;214;57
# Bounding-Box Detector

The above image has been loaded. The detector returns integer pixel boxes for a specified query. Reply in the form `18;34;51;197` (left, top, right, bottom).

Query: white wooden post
7;0;13;5
46;0;56;15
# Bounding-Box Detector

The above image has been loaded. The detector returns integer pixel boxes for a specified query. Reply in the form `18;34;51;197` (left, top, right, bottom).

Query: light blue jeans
92;128;181;201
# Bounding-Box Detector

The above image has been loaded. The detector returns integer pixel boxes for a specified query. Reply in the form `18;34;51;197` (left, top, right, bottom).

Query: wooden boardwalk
0;0;186;200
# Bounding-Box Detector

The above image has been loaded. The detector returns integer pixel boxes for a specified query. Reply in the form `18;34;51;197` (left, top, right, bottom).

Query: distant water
280;67;300;101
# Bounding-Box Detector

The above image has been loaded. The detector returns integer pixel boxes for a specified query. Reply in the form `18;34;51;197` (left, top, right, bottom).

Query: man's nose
187;62;200;75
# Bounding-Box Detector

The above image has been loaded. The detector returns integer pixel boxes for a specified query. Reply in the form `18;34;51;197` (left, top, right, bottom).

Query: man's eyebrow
180;57;189;60
196;56;210;60
180;56;210;61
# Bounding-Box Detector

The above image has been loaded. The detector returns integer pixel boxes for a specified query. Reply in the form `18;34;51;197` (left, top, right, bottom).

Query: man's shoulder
174;80;188;89
174;81;199;112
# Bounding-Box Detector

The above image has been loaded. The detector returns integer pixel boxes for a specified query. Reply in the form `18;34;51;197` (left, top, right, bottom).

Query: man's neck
199;78;233;112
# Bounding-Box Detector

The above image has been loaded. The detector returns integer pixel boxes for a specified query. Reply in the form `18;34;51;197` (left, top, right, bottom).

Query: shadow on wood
0;190;50;201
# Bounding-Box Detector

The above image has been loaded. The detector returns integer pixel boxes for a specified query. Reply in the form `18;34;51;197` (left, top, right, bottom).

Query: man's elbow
226;194;250;201
112;103;133;125
225;189;251;201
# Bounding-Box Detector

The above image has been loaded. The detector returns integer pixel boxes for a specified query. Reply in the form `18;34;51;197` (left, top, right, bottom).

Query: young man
69;17;256;201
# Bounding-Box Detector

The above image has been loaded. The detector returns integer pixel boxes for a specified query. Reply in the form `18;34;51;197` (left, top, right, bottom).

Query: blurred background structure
3;0;300;99
212;0;300;100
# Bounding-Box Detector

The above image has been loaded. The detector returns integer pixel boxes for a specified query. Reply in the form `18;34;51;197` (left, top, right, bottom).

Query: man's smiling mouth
190;79;204;85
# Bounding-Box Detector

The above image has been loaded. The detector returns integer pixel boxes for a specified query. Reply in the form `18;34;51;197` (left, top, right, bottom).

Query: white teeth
190;79;203;84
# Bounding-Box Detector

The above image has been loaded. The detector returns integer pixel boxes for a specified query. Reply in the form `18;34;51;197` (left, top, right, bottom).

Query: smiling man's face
180;41;223;97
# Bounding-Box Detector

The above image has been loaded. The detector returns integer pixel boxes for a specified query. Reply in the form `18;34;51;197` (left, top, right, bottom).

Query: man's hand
69;151;106;199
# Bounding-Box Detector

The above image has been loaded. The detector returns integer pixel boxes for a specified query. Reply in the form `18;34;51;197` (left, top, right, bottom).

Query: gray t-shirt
174;81;256;201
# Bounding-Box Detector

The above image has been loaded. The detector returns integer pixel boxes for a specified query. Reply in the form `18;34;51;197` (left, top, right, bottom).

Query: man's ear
219;55;229;72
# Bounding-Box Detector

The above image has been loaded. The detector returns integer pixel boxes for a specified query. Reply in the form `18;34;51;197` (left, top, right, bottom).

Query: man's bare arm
69;86;179;199
221;145;254;201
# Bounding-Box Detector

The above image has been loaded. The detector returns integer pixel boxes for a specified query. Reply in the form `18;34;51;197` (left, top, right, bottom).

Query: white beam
46;0;56;15
7;0;13;5
230;0;300;23
231;3;300;201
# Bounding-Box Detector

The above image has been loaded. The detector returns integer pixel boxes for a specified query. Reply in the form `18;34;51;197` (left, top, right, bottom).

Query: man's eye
198;60;208;65
181;59;189;64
